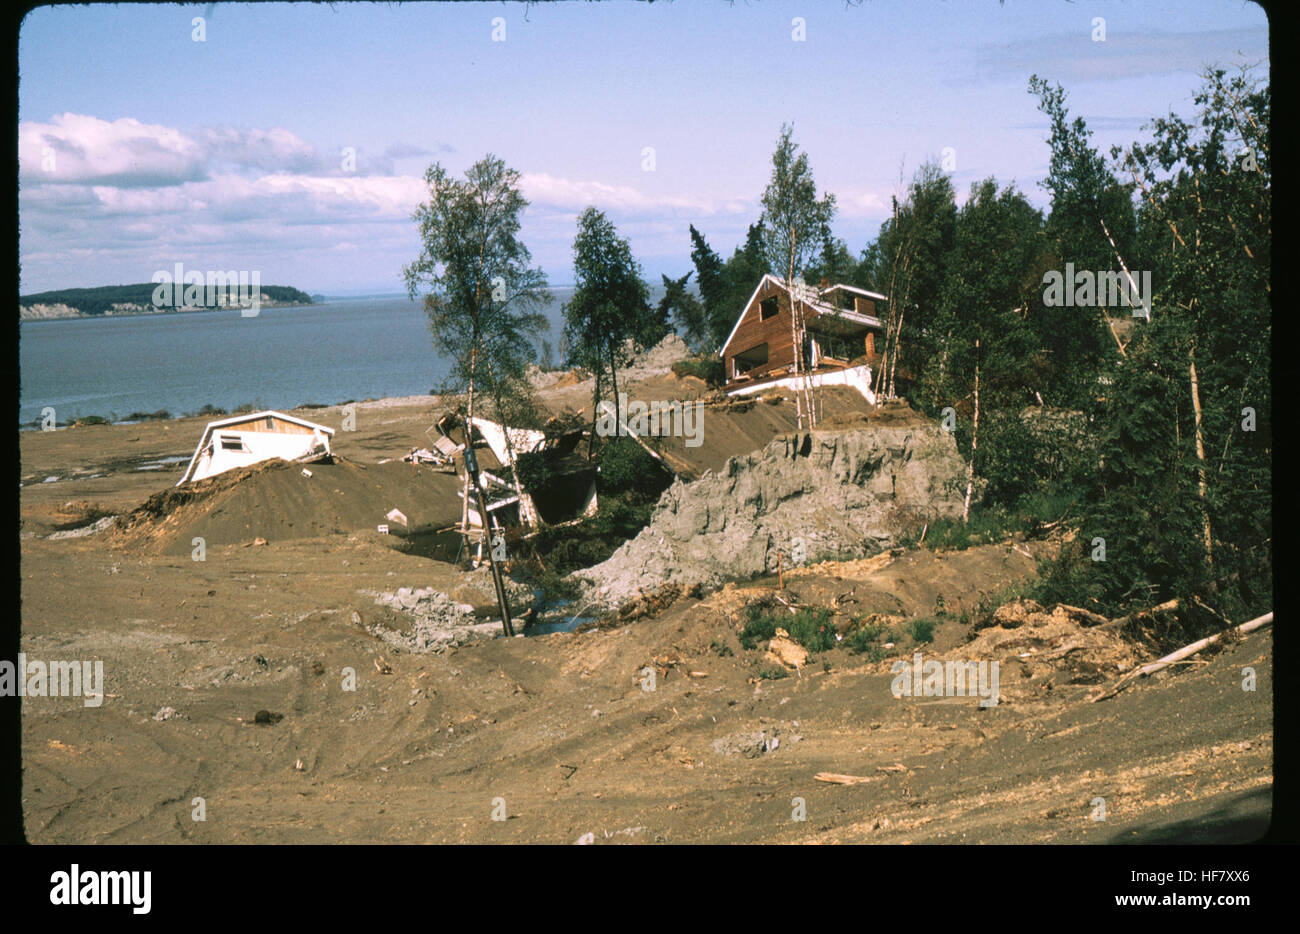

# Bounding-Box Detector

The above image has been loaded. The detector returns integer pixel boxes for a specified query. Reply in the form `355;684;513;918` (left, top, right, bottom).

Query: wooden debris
1093;611;1272;702
815;772;876;785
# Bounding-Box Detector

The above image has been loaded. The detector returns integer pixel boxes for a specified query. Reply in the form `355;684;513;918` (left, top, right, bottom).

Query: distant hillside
20;283;314;319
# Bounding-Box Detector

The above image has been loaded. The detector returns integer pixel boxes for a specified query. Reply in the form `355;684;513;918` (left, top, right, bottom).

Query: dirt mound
114;457;466;555
577;424;969;609
952;600;1140;700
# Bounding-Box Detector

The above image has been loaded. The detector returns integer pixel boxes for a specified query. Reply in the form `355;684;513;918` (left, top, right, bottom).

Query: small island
19;283;315;320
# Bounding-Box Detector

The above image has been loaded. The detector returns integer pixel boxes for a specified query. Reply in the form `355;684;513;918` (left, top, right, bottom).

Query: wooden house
719;275;887;394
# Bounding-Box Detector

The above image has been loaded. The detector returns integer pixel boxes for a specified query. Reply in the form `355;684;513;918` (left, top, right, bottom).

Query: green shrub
909;618;937;643
845;621;885;655
596;436;672;498
740;605;837;652
710;638;734;657
739;606;777;650
752;663;789;681
784;607;838;653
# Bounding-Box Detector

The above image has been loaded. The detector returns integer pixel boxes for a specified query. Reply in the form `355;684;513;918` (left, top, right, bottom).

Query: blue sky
18;0;1268;294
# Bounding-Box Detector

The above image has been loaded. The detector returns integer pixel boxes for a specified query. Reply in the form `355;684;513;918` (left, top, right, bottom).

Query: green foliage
739;607;777;651
1027;66;1271;636
689;222;769;352
658;272;708;350
564;207;655;380
909;618;937;644
526;495;657;575
760;123;837;284
784;607;838;652
403;154;551;429
845;621;886;656
752;663;790;681
739;604;837;653
861;162;958;401
513;449;556;493
710;638;734;657
595;436;672;498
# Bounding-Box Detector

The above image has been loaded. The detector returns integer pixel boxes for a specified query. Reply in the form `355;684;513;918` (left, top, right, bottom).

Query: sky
18;0;1269;295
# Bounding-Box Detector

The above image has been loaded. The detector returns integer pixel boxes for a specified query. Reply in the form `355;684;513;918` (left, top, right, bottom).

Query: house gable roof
717;273;786;359
718;275;886;358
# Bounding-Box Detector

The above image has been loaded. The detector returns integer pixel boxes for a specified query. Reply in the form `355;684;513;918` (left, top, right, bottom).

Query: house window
732;343;769;377
264;416;275;429
760;297;779;320
812;331;857;363
219;435;246;452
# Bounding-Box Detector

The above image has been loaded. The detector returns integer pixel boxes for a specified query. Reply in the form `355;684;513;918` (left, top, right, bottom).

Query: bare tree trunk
1096;216;1136;356
888;308;906;400
962;339;980;523
607;345;622;438
588;367;603;461
1188;348;1214;569
461;345;478;557
483;354;533;530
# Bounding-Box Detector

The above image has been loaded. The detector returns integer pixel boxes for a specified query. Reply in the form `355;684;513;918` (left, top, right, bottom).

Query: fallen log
1098;599;1180;631
1052;603;1110;627
1092;611;1273;702
814;772;877;786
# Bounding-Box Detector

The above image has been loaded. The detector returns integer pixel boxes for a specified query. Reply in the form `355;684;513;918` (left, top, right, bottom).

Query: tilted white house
177;410;334;485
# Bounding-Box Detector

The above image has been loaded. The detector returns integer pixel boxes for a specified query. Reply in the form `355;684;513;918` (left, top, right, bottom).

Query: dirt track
17;385;1273;844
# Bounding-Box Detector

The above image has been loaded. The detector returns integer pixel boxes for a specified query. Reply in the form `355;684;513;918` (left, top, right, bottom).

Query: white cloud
521;171;749;217
20;113;206;187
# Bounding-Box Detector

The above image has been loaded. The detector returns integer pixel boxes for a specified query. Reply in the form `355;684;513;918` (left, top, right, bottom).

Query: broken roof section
177;410;334;486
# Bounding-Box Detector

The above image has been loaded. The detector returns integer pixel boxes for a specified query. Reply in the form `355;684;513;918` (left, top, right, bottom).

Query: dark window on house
760;296;779;320
733;342;769;376
219;435;246;452
813;332;858;362
264;416;275;429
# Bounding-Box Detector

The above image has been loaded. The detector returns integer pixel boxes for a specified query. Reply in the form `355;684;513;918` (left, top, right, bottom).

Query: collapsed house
719;274;887;402
177;410;333;485
425;414;597;554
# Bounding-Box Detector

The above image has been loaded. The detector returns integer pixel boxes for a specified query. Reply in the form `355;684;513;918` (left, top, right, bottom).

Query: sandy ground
17;381;1273;844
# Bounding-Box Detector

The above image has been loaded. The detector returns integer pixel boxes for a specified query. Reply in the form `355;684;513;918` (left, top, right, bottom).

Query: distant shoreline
19;298;316;322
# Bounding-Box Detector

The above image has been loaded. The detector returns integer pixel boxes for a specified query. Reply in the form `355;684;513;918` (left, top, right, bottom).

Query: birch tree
760;124;836;429
403;155;550;535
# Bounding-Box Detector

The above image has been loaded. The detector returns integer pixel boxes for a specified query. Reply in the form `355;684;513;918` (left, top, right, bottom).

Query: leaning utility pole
461;418;514;637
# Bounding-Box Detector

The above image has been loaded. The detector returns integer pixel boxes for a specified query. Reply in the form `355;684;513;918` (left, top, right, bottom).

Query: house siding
723;280;800;381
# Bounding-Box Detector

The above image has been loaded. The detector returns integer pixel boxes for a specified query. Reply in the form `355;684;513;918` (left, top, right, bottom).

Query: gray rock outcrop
577;426;970;608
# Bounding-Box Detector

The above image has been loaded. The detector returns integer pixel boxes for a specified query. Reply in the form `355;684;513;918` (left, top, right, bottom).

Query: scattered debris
815;772;877;786
1093;611;1273;702
766;628;808;671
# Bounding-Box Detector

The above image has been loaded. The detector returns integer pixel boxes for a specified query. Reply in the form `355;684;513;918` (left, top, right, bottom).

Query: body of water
19;291;590;426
